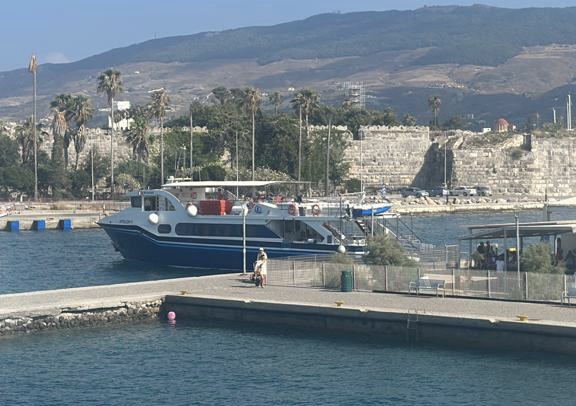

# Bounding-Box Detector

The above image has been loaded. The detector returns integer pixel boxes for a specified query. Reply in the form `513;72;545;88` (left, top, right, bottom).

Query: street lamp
242;205;248;274
28;54;38;201
325;116;331;196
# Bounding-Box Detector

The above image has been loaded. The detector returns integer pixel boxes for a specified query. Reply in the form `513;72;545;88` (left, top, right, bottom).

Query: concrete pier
2;274;576;354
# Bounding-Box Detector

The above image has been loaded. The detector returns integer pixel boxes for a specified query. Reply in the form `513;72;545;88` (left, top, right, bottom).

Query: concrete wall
164;296;576;355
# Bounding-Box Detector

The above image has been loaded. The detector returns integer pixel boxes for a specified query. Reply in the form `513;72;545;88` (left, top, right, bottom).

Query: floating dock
1;274;576;354
0;211;102;231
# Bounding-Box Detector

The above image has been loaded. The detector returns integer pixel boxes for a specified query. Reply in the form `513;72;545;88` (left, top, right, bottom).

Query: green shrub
364;234;417;266
520;243;562;273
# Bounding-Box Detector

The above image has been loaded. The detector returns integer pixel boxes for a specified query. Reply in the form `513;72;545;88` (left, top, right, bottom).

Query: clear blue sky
2;0;575;72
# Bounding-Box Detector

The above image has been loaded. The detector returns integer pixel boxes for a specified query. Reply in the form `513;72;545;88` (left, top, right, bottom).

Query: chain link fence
266;256;576;303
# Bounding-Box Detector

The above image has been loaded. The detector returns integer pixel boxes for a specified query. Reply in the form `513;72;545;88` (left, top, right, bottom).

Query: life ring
288;203;298;216
312;204;321;216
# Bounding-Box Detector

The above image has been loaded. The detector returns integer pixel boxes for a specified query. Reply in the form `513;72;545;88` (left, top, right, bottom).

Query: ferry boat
98;180;389;271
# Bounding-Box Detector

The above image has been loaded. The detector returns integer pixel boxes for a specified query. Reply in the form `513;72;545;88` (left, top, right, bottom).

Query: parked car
449;186;477;196
474;186;492;196
401;187;429;198
429;185;449;197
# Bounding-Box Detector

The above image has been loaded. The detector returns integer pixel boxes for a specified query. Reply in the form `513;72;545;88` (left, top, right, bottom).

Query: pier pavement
2;274;576;354
1;273;575;324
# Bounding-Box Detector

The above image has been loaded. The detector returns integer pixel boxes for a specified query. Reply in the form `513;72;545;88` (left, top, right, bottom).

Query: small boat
98;181;380;272
351;203;393;218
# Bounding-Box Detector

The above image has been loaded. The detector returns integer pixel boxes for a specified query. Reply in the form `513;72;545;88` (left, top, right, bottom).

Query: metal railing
266;257;576;303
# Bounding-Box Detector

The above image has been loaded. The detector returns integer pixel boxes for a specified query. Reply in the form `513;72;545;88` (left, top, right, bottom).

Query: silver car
449;186;477;196
401;187;429;198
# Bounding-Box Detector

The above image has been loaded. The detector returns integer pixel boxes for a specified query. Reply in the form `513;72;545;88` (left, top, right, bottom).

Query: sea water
1;320;575;406
2;208;576;405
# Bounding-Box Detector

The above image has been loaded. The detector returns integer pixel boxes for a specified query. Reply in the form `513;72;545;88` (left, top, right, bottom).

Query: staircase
363;216;458;268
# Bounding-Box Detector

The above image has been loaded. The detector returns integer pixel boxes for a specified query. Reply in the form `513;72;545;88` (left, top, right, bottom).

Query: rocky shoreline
0;300;162;337
391;196;547;215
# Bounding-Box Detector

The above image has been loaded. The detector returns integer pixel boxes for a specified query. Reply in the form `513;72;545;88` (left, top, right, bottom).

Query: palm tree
268;92;283;114
50;94;74;168
211;86;231;105
241;87;261;181
291;89;319;182
150;88;169;184
97;69;123;197
51;108;67;193
124;106;151;162
70;95;93;170
15;117;35;165
428;96;441;128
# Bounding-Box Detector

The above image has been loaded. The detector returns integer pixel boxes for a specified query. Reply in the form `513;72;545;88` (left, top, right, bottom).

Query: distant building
101;101;132;130
493;118;509;133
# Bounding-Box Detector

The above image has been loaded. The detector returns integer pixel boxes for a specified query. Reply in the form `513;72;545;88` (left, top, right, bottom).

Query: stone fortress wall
344;126;431;187
344;126;576;197
5;121;576;197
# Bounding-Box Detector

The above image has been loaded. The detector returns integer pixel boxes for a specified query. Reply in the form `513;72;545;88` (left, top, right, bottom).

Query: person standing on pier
254;247;268;287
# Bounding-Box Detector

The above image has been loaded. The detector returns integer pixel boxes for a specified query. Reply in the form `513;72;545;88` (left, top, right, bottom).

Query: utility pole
28;54;38;201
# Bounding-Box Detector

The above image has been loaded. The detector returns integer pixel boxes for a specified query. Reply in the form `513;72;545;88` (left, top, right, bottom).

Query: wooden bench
409;278;446;297
561;287;576;304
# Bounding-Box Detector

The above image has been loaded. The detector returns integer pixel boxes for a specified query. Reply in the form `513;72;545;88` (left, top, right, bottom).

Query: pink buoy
167;311;176;321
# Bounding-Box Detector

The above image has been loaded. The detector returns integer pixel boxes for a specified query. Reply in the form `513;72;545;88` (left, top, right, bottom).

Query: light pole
236;131;239;197
298;104;302;184
325;116;331;196
515;213;521;285
189;102;194;178
91;148;95;201
242;206;248;274
359;129;363;193
28;54;38;201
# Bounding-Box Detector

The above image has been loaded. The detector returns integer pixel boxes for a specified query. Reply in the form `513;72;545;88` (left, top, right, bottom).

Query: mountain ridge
3;5;576;126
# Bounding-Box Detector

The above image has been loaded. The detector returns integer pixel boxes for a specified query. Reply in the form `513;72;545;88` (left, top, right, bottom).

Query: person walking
254;247;268;287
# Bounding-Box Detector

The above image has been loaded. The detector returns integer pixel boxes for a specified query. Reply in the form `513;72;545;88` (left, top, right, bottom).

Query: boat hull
352;204;392;218
100;223;363;271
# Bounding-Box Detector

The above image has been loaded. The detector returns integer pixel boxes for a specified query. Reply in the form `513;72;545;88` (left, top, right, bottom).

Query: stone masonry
344;126;431;187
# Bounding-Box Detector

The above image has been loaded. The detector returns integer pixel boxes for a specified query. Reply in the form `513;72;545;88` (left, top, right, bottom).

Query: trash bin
340;270;353;292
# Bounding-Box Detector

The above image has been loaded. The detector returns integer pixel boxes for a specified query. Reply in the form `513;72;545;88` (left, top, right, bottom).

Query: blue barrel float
6;220;19;232
58;219;72;231
32;219;45;231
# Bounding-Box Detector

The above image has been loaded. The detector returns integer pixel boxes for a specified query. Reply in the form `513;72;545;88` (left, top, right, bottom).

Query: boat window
158;224;172;234
175;223;278;238
144;196;159;211
130;196;142;208
159;197;175;211
267;220;324;243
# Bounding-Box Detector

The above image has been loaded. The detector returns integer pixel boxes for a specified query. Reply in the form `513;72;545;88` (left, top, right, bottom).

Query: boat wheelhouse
98;180;385;271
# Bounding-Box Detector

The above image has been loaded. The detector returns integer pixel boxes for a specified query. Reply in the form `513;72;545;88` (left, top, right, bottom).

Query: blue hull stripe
99;223;364;270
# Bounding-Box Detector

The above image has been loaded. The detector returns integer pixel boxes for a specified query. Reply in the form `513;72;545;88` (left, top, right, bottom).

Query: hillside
3;5;576;125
